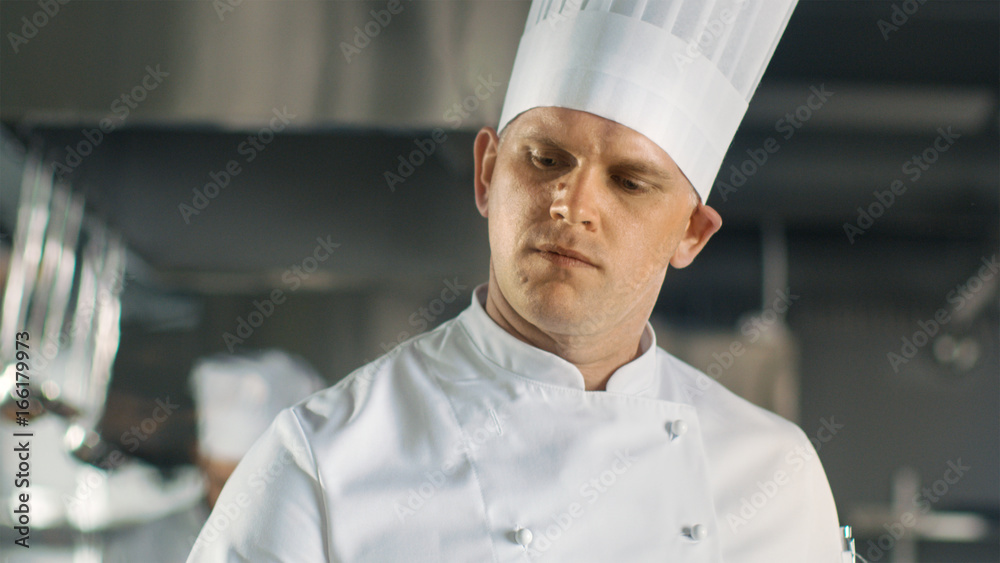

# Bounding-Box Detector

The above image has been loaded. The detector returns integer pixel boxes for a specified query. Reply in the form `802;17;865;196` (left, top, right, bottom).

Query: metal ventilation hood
2;0;997;134
1;0;529;131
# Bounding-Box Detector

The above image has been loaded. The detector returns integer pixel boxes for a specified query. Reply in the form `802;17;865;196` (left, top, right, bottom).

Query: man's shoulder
655;347;809;445
290;316;463;437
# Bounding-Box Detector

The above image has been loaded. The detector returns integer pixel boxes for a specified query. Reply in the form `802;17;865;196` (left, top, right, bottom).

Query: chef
188;1;849;561
190;349;325;508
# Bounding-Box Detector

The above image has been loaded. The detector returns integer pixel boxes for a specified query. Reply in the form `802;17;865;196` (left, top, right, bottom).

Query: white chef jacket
187;284;844;562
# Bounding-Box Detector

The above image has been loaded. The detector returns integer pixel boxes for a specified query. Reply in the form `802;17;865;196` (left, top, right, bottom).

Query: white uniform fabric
188;284;843;562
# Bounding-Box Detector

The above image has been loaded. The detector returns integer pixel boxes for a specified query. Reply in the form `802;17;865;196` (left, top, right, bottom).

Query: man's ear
670;203;722;269
474;126;499;218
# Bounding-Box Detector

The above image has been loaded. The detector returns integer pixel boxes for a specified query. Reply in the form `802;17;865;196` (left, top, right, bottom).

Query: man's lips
536;243;597;267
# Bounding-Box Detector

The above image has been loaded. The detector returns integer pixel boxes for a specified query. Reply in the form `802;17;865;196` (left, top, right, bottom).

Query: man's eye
530;154;560;168
613;175;645;192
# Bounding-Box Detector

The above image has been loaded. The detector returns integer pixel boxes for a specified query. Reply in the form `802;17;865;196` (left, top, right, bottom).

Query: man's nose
549;167;600;229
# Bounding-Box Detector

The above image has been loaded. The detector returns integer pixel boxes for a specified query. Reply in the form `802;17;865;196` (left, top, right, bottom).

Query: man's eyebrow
612;159;674;181
519;133;565;149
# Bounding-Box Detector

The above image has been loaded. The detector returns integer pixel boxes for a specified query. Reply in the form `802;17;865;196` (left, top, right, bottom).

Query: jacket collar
456;283;659;397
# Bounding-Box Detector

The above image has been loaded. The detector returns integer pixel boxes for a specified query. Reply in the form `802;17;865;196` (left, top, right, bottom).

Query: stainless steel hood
1;0;529;131
2;0;997;135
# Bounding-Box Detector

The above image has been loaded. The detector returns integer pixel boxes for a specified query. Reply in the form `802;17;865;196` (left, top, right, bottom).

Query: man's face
474;107;720;337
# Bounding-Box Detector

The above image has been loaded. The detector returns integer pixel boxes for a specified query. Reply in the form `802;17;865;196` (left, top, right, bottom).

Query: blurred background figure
190;349;325;508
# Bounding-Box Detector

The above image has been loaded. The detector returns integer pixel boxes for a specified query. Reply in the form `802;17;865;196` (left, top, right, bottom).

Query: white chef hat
190;349;325;462
497;0;799;202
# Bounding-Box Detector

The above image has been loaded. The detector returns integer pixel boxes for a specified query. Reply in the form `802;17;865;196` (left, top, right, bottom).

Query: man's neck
483;274;646;391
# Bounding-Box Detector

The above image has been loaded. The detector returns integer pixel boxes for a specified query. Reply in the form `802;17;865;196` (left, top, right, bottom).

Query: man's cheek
634;249;672;287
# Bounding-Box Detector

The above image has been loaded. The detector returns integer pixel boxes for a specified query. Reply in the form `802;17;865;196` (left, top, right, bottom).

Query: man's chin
517;281;600;333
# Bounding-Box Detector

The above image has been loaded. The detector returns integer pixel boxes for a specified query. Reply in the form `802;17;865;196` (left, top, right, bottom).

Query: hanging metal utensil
42;185;86;361
26;182;70;345
1;147;53;360
62;220;105;423
85;231;125;423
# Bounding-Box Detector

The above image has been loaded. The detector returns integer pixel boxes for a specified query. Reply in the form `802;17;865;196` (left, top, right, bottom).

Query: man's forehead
509;107;683;179
513;107;637;140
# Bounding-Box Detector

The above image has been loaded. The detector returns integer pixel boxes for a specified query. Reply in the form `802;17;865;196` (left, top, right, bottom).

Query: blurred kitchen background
0;1;997;562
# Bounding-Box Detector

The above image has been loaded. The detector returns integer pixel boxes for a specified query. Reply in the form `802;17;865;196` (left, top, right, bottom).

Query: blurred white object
498;0;799;201
190;349;325;462
1;415;205;530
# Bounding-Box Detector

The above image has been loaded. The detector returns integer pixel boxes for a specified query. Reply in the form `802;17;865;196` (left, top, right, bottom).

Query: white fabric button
515;527;533;547
685;524;708;541
667;419;688;439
